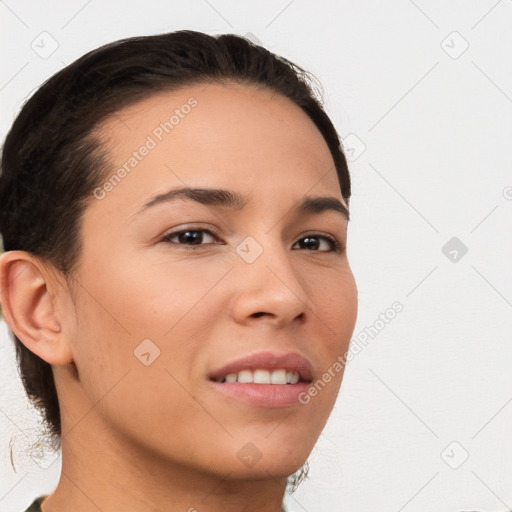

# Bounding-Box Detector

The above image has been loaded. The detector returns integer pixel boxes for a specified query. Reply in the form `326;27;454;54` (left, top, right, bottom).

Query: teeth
270;369;287;384
237;370;253;383
220;369;300;384
254;369;271;384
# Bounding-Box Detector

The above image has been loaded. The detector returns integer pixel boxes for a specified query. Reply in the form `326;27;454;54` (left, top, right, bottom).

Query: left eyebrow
134;187;349;221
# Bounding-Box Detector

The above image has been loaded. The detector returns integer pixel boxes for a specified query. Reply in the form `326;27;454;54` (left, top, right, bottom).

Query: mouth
207;351;314;408
212;368;303;385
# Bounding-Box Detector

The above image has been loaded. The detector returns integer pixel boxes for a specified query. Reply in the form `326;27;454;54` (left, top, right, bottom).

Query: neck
42;413;287;512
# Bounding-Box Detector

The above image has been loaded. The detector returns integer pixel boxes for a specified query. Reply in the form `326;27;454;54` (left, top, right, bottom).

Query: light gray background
1;1;511;511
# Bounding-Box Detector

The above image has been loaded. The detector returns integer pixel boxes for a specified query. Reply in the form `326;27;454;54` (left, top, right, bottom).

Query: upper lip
208;351;314;383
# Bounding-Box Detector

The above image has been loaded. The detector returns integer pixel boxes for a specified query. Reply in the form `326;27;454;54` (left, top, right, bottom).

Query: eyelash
161;227;343;253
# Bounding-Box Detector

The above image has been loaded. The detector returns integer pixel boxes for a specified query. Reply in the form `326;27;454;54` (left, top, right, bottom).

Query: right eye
161;228;222;248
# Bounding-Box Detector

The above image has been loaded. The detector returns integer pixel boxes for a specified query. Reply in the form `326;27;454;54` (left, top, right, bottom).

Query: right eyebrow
138;187;247;213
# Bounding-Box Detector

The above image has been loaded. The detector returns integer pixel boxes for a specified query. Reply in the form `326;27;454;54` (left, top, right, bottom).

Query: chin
227;457;309;482
192;437;312;481
231;439;312;480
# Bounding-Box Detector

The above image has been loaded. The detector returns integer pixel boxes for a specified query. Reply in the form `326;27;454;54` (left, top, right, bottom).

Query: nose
229;237;310;329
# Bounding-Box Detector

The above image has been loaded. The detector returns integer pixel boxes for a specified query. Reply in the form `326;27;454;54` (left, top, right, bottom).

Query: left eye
292;234;340;252
161;229;340;252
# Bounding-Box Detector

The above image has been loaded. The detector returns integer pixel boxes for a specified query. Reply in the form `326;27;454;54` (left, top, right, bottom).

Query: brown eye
162;229;219;246
292;234;341;252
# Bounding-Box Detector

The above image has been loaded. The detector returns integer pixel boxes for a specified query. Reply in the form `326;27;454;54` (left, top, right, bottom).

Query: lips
208;351;314;383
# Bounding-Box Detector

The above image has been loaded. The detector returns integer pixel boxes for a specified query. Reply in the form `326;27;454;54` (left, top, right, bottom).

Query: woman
0;30;358;512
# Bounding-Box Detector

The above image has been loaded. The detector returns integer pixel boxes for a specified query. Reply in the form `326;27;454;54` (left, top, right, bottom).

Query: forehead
92;82;342;207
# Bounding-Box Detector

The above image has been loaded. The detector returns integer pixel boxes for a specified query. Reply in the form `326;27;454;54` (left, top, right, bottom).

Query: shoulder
22;495;47;512
22;495;286;512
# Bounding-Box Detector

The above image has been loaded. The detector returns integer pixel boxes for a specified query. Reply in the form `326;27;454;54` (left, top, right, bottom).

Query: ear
0;250;74;365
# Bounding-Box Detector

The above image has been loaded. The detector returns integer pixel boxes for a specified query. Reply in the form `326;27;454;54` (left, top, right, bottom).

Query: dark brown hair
0;29;350;488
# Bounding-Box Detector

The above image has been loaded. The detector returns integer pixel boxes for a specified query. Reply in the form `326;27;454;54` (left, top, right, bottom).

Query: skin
0;82;358;512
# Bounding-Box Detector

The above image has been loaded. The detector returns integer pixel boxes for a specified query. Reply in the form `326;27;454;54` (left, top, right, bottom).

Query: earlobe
0;251;73;365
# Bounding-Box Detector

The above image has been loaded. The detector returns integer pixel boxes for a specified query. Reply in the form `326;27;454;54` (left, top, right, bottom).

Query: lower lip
208;381;311;408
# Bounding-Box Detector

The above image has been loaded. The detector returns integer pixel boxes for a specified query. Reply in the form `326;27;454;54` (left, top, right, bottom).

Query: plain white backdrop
1;1;511;511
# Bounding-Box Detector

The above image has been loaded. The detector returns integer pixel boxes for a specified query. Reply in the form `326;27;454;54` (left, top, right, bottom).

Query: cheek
66;281;207;440
82;249;227;336
307;265;358;349
293;266;357;406
69;253;229;385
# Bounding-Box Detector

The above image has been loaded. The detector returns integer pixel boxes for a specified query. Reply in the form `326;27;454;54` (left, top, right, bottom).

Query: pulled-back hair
0;30;350;488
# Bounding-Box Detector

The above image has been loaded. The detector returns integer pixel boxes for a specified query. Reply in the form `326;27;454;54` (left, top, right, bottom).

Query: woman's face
60;82;357;479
